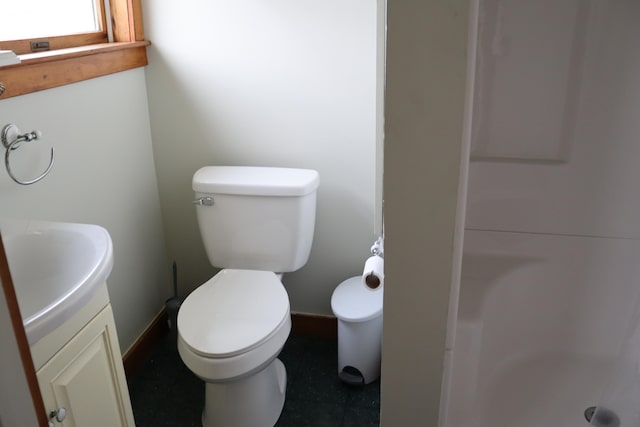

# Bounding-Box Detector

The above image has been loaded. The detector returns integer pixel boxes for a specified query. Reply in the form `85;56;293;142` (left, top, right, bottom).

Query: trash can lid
331;276;383;322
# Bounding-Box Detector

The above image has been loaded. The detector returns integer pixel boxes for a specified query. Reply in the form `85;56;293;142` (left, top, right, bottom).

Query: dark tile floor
128;333;380;427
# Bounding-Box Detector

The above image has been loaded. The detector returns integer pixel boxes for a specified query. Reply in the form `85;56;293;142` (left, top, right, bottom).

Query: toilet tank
193;166;319;272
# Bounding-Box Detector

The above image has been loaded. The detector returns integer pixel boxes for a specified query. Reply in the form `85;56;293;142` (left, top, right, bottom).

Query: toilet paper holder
370;236;384;257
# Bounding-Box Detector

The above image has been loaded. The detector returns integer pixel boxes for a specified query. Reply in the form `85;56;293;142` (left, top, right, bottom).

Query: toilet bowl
178;269;290;427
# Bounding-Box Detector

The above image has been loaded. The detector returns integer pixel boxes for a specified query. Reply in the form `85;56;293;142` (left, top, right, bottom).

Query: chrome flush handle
192;197;214;206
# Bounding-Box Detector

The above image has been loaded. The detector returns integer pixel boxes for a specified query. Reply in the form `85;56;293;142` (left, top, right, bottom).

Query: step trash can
331;276;383;385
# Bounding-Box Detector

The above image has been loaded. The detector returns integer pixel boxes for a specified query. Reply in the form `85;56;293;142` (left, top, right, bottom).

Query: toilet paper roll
362;255;384;290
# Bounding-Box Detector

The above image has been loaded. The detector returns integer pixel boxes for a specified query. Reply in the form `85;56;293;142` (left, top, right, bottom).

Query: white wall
0;70;169;352
382;1;471;425
142;0;379;314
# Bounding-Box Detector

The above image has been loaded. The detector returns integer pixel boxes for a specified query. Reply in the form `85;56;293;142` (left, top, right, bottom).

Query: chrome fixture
193;196;214;206
2;123;55;185
370;236;384;257
49;407;66;423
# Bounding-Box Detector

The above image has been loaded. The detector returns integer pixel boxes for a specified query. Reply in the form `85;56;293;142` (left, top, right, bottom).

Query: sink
0;219;113;344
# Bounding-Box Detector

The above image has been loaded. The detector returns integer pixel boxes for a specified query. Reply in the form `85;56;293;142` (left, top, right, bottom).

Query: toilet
177;166;319;427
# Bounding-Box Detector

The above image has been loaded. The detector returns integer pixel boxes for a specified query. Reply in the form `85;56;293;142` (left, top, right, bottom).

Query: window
1;0;104;40
0;0;108;54
0;0;148;100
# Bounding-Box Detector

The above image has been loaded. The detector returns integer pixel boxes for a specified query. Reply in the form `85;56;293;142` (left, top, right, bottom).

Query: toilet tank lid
193;166;319;196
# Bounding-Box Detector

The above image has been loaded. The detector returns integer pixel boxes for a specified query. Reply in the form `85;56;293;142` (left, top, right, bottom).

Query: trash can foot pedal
339;366;365;386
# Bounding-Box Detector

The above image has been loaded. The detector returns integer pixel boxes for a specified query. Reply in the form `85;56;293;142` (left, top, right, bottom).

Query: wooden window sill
0;41;150;100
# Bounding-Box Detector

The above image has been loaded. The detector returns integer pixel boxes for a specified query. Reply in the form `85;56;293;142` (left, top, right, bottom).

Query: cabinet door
38;305;135;427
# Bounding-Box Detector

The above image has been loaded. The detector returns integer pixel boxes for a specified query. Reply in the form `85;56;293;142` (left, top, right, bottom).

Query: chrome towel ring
2;123;55;185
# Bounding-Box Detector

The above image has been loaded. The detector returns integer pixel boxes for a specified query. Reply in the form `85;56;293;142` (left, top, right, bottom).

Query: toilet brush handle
172;261;178;297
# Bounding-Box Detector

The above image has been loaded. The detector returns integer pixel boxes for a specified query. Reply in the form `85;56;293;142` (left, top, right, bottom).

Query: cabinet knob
49;407;66;422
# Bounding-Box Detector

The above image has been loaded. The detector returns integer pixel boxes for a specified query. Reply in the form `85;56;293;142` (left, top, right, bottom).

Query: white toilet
177;166;319;427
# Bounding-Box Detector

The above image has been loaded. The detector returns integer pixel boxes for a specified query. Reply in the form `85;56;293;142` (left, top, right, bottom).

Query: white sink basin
0;219;113;344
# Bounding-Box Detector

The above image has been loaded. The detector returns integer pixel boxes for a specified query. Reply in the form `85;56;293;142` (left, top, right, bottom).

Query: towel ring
2;124;55;185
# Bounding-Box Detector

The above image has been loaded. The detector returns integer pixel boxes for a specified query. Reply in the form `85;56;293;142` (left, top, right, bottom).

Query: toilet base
202;358;287;427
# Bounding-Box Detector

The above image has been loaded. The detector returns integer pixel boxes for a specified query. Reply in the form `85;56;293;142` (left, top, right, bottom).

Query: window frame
1;32;109;56
0;0;148;100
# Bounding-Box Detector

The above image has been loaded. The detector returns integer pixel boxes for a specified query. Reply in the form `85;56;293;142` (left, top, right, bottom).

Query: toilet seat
177;269;291;381
179;269;290;358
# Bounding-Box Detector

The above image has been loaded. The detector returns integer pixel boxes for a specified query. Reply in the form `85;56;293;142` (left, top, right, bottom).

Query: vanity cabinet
36;304;135;427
